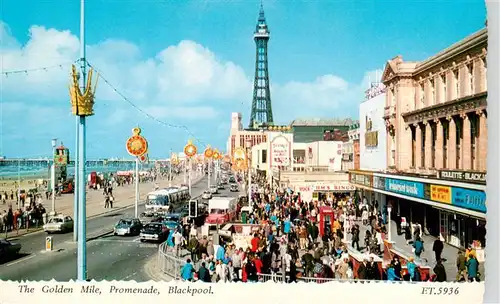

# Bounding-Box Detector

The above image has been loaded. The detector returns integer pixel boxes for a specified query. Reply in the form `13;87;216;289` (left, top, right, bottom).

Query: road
0;176;211;281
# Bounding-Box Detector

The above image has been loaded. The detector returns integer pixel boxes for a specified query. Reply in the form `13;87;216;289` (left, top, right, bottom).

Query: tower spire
249;2;274;128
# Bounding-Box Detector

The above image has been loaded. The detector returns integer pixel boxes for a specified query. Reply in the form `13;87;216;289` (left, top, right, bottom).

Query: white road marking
121;271;138;280
5;254;37;267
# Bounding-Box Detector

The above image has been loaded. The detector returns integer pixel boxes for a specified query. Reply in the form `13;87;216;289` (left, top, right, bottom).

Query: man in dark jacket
351;224;360;251
456;250;467;282
188;236;200;263
357;259;368;279
198;262;211;282
433;259;447;282
432;238;444;262
366;257;381;280
301;250;315;277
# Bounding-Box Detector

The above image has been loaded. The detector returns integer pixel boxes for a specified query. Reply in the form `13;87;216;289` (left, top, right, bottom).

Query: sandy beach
0;177;48;193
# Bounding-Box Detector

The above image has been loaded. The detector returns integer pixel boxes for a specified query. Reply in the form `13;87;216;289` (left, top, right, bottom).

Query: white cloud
0;21;378;157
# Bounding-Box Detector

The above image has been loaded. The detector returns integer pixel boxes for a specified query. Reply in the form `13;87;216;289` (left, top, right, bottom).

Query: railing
157;242;185;280
157;246;379;283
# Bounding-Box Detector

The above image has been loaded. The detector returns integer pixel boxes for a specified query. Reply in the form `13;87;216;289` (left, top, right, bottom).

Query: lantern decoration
204;146;214;160
54;143;70;166
213;149;221;160
126;127;148;157
184;139;197;158
69;64;98;117
171;152;179;165
139;154;148;163
232;147;247;171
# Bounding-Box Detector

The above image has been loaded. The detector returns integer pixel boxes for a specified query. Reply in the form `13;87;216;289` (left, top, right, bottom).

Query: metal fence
157;244;376;283
157;242;185;280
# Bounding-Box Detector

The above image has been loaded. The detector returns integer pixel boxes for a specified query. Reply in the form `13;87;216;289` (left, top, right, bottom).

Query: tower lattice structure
249;4;274;128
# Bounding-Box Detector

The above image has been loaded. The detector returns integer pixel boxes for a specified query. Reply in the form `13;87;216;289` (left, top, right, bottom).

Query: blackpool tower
249;3;274;128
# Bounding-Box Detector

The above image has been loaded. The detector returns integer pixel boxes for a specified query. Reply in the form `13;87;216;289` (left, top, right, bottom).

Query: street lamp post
169;151;173;187
69;0;98;280
51;138;57;215
246;139;252;203
204;147;213;190
184;140;197;197
125;127;148;219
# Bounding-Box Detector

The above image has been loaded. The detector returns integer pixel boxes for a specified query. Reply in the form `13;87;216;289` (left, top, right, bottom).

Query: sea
0;163;154;180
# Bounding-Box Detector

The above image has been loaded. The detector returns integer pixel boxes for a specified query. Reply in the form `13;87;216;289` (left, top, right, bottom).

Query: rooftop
290;118;356;127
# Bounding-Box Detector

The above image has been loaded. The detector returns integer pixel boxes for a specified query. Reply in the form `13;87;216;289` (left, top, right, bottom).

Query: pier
0;158;163;168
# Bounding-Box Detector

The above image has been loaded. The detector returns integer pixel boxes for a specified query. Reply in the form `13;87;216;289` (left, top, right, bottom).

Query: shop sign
350;173;372;187
365;131;378;148
451;187;487;213
437;170;486;184
430;185;452;204
296;185;312;193
270;135;291;167
385;178;424;198
313;184;356;192
372;176;385;190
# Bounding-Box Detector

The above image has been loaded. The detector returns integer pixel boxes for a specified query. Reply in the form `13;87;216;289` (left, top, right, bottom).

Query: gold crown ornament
184;140;197;158
69;64;99;116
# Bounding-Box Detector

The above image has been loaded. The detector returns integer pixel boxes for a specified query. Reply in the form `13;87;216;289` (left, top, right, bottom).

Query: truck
204;196;237;227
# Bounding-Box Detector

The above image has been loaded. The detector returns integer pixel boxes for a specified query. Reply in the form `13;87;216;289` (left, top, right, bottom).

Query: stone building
382;28;487;173
349;28;487;250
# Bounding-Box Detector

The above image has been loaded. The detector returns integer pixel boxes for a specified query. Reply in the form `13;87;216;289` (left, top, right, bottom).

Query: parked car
217;183;224;190
210;185;219;194
0;239;22;262
43;215;74;234
140;222;168;243
202;190;212;200
229;176;236;183
230;183;239;192
113;218;143;236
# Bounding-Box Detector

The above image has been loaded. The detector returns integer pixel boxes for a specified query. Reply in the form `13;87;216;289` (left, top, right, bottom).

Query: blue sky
0;0;486;159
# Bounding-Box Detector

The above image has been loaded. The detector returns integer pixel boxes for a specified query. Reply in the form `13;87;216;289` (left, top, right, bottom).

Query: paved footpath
2;171;204;239
348;219;485;281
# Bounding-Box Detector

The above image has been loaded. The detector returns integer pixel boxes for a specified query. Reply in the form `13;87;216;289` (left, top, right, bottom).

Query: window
411;127;416;167
482;57;487;91
456;118;462;169
421;125;426;168
467;63;474;94
453;69;460;98
419;83;424;105
430;78;435;104
443;120;448;168
391;89;396;106
441;74;447;102
431;123;437;168
470;115;479;170
261;149;267;164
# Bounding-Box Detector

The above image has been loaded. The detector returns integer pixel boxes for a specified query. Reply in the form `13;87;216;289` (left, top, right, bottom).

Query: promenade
347;219;485;281
2;171;202;239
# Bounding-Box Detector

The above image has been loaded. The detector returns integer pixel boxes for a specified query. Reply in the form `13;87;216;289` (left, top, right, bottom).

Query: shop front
380;175;486;249
293;182;356;202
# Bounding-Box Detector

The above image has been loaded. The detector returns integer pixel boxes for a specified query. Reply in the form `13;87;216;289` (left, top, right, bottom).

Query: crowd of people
158;172;482;283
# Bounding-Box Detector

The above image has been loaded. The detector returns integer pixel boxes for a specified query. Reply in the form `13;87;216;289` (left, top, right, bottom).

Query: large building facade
350;28;487;249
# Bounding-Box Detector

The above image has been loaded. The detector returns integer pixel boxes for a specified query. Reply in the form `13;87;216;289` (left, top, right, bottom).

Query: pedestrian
109;194;114;208
407;257;418;281
351;224;360;251
386;263;400;281
433;259;447;282
465;254;479;282
432;237;444;262
413;236;424;260
456;250;467;282
181;258;194;281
